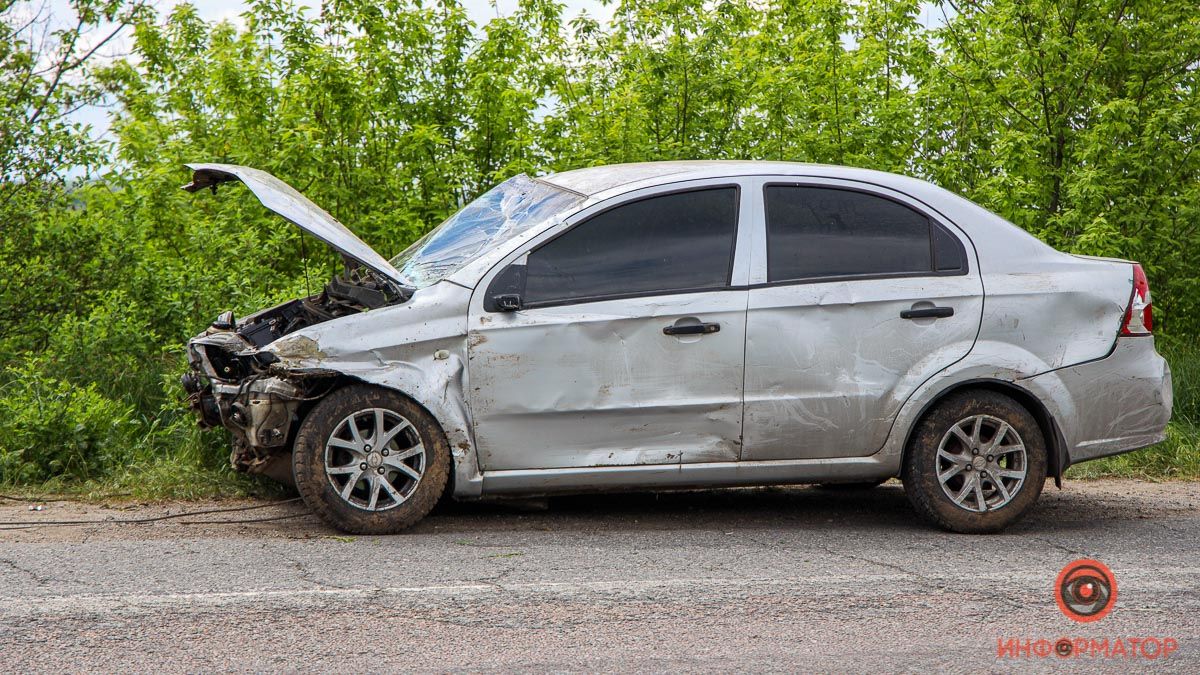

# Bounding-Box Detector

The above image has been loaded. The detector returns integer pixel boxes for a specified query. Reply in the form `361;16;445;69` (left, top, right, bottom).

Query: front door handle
901;306;954;320
663;322;721;336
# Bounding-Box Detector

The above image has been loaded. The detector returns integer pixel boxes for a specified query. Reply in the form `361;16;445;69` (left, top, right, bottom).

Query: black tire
901;390;1047;534
293;384;450;534
816;479;889;490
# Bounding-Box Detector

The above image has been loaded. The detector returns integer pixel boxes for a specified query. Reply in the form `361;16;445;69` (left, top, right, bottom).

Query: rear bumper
1029;337;1173;465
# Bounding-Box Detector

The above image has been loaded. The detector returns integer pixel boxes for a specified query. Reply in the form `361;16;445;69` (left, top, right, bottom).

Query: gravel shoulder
1;479;1198;671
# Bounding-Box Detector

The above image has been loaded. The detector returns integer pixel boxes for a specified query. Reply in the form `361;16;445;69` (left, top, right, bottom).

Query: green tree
1;0;1198;490
916;0;1200;333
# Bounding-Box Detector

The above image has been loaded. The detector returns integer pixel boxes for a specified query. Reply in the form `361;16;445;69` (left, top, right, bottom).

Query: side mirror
494;294;522;312
211;310;236;330
484;263;527;312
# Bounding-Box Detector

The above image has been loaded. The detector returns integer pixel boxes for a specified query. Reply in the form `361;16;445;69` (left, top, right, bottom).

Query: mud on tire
902;390;1047;534
293;384;450;534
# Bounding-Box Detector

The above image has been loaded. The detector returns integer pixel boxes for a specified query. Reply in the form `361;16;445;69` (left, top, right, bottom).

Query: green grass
0;462;285;503
0;423;286;502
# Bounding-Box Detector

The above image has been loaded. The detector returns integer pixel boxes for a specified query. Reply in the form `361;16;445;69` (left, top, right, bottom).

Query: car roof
541;160;914;197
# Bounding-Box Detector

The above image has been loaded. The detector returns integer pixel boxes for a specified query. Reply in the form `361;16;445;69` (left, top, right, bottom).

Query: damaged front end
178;163;561;493
182;273;403;478
179;163;414;480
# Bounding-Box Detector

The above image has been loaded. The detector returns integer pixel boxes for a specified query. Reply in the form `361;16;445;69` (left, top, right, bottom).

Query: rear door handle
901;306;954;320
663;322;721;336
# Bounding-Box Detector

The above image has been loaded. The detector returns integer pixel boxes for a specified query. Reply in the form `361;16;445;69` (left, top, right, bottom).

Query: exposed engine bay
181;268;406;476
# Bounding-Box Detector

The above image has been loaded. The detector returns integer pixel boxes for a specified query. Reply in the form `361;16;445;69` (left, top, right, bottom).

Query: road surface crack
280;551;350;590
1030;535;1087;557
0;557;53;587
806;541;1028;612
475;562;517;591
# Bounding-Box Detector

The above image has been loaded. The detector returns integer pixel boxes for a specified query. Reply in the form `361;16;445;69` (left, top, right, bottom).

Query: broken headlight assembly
181;269;402;479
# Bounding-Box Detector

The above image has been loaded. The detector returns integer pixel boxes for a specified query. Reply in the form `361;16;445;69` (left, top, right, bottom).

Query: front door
467;185;749;471
741;181;985;460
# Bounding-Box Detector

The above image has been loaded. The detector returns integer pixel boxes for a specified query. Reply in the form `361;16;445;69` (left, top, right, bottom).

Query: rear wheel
902;390;1046;533
293;384;450;534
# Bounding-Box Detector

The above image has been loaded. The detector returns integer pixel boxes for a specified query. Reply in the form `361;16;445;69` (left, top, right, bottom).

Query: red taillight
1121;263;1153;336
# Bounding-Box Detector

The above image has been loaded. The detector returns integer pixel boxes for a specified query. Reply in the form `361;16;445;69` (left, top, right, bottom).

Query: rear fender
879;344;1075;482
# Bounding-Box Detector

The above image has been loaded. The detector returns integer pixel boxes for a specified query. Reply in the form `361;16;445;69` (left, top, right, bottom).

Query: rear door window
765;186;963;282
524;187;739;305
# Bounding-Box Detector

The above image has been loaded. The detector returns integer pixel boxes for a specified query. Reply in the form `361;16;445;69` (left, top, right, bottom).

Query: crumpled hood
182;163;406;287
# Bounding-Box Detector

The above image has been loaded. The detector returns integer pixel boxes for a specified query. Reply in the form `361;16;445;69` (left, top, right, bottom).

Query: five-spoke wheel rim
936;414;1027;513
324;408;425;511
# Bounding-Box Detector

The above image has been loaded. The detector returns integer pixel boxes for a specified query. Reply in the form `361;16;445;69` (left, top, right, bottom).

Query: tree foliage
1;0;1198;489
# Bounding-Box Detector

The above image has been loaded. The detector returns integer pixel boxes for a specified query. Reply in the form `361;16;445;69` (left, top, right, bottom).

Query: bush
0;361;142;483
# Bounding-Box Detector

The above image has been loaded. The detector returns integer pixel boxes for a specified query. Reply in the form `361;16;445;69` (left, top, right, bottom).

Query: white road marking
6;568;1199;617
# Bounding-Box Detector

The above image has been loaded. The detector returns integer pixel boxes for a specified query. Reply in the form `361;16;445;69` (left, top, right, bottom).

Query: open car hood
182;163;407;287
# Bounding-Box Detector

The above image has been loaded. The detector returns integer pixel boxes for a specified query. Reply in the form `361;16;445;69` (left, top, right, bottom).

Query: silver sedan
180;161;1172;534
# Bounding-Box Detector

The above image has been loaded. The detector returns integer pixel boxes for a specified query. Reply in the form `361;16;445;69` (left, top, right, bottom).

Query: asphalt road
1;479;1198;672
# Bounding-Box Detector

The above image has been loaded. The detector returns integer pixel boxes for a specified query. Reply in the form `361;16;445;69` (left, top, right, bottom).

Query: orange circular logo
1055;559;1117;622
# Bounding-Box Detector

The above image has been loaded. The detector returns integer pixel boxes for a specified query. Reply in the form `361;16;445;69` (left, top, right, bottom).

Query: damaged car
181;161;1172;535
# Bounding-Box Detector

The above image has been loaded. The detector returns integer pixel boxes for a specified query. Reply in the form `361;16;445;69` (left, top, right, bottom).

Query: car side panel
976;256;1132;372
872;337;1170;475
868;346;1072;475
743;276;983;459
466;291;748;471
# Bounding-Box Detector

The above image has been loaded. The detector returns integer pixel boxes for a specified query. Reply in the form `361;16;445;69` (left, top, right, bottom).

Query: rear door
467;182;751;471
741;179;984;460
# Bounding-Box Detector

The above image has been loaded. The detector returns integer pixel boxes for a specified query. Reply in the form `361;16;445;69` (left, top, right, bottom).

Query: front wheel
902;390;1047;534
293;384;450;534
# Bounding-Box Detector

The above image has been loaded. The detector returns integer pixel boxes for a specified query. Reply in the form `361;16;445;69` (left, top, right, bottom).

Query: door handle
900;306;954;320
663;322;721;336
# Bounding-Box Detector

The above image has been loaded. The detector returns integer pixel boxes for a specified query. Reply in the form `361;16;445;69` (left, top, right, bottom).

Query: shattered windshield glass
390;175;585;289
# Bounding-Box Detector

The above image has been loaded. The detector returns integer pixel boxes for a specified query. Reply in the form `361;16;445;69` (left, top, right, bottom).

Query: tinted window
933;223;965;271
524;188;738;304
765;186;937;282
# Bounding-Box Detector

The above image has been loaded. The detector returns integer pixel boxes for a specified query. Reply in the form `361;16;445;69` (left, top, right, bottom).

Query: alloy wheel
935;414;1028;513
323;408;426;511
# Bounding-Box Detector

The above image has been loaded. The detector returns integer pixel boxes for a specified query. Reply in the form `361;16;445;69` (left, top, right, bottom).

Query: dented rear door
467;183;751;471
741;179;984;460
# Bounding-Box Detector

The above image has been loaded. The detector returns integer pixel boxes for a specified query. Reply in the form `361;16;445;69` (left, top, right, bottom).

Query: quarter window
932;221;965;272
523;188;738;305
764;186;964;282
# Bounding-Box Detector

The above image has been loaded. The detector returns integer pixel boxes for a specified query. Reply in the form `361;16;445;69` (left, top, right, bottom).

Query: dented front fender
268;282;483;497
